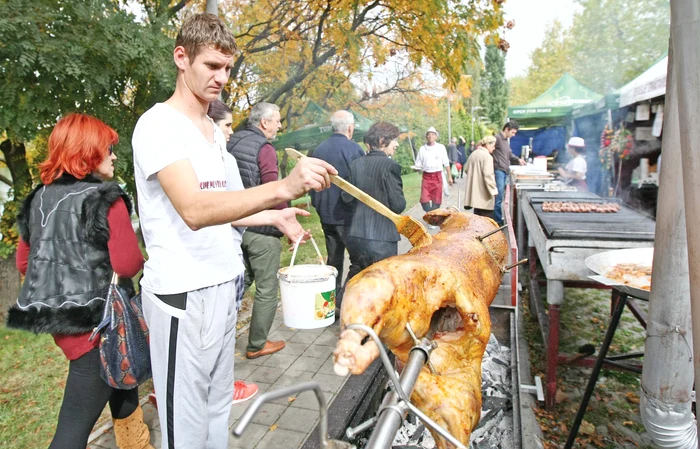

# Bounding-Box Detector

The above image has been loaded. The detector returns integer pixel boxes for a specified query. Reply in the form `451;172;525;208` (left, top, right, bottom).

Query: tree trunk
0;139;34;247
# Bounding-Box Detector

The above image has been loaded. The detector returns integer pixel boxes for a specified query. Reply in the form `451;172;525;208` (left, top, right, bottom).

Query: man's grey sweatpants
142;275;243;449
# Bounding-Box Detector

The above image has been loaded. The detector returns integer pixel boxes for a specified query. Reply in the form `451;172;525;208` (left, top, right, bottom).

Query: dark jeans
494;169;508;226
49;348;139;449
346;236;398;282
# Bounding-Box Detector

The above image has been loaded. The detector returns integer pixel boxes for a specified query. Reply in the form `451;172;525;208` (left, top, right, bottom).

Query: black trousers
465;206;495;220
49;348;139;449
321;223;360;305
346;236;398;282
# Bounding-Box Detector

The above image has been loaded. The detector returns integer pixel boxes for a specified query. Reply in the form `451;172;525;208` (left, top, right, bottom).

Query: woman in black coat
342;122;406;283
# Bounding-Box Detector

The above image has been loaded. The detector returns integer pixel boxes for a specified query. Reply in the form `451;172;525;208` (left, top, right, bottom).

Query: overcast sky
502;0;581;79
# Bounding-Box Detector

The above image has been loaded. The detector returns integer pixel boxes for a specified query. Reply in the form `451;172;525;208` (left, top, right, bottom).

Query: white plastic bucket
277;236;338;329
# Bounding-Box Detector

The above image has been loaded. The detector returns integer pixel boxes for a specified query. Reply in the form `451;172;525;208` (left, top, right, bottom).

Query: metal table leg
544;280;564;410
564;293;628;448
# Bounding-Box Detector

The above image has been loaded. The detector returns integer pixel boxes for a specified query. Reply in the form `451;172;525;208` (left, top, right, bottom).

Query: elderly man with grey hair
310;110;365;311
227;102;288;359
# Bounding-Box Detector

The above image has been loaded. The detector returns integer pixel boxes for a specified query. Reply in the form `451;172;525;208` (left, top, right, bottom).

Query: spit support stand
232;381;355;449
344;323;468;449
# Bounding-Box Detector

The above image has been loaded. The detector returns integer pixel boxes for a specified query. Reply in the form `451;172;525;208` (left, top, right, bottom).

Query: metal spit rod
346;324;468;449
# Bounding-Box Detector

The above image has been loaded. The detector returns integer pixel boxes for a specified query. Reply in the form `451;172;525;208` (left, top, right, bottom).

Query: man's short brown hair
175;13;237;61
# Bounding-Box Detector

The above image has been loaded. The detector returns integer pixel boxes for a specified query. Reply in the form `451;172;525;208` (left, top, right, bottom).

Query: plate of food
585;248;653;299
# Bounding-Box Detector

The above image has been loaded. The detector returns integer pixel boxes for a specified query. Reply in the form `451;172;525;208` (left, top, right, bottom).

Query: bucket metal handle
290;234;324;267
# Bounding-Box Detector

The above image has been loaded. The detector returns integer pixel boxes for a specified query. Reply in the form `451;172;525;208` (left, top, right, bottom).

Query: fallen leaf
626;392;640;404
580;420;595;435
269;424;278;431
623;421;634;426
288;397;296;403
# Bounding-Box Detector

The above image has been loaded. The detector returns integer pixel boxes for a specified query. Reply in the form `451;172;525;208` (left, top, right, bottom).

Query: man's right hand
281;157;336;199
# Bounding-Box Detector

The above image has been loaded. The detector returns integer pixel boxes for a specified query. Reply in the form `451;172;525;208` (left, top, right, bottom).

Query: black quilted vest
227;125;283;237
6;175;132;335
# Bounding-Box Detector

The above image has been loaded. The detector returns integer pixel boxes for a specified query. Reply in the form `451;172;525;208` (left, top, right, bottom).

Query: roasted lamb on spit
333;209;508;448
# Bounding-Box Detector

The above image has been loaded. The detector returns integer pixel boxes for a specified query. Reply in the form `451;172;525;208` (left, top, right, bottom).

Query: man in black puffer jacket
227;102;288;359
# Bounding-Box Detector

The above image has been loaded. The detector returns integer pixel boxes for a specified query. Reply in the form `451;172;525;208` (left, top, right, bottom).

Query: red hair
39;113;118;185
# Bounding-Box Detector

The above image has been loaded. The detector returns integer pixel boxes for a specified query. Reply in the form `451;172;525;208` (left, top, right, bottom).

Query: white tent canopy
619;55;668;108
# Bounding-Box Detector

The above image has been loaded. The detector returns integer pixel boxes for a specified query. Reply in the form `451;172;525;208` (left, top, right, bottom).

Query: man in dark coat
310;110;365;305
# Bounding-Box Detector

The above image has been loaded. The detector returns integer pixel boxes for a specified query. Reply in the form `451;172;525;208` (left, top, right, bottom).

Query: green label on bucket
314;290;336;320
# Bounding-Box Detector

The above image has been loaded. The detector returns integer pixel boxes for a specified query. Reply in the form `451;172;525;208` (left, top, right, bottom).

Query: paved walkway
89;176;541;449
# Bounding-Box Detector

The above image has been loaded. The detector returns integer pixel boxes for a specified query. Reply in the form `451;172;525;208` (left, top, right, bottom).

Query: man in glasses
226;102;288;359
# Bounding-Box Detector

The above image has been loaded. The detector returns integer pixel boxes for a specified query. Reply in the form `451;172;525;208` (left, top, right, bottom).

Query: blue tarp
510;127;567;158
572;108;627;196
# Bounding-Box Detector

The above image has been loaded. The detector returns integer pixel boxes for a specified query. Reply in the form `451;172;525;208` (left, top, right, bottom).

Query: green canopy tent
507;73;603;128
273;103;373;152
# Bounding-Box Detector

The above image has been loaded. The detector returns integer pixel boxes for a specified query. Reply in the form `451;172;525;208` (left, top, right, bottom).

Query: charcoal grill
518;190;654;408
298;306;521;449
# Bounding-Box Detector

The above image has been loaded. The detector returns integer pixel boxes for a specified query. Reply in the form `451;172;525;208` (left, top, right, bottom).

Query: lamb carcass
333;210;508;448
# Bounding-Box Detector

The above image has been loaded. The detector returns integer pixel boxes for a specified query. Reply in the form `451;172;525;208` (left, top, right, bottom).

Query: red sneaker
232;381;258;405
148;391;157;409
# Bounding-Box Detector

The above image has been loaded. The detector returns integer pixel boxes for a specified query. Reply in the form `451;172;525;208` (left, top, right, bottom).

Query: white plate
585;248;653;299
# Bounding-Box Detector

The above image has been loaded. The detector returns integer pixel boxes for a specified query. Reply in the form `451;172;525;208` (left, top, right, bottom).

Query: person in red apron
558;136;588;191
414;127;453;227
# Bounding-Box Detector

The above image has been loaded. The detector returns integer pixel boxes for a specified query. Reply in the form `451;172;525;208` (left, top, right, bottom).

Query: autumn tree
568;0;669;94
0;0;176;249
508;20;572;106
481;45;508;126
208;0;507;127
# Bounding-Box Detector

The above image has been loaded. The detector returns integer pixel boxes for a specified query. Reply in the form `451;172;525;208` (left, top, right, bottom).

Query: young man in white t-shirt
132;14;335;449
558;136;588;191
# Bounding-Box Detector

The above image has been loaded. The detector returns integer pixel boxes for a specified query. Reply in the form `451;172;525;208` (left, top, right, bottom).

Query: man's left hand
272;207;312;242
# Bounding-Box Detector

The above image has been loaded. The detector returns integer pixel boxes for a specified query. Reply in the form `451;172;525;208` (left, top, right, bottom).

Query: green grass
0;327;67;449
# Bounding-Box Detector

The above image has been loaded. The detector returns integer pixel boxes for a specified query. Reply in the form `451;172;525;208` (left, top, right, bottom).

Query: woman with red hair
6;113;153;449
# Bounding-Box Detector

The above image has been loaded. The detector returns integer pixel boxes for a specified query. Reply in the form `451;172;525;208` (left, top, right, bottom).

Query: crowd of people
4;12;589;449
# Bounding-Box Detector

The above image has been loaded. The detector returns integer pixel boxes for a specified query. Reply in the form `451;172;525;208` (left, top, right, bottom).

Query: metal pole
365;348;426;449
638;38;696;448
564;293;629;448
205;0;217;14
671;1;700;442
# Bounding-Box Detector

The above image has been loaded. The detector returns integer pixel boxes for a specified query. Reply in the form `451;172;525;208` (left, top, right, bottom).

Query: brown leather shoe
246;340;285;359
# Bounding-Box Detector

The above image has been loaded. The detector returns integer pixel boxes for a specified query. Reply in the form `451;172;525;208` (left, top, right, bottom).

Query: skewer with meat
333;210;508;448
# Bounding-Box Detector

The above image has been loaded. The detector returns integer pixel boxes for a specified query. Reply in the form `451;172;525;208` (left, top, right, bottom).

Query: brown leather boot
113;405;155;449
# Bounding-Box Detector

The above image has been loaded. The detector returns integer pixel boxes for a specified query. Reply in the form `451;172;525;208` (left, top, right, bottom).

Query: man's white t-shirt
133;103;245;306
565;155;587;180
416;143;450;173
223;151;245;256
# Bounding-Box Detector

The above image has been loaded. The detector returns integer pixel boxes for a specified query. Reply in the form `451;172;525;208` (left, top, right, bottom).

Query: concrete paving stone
247;401;287;427
255;427;306;449
267;328;297;341
301;343;334;360
289;390;333;411
227;422;269;449
275;405;320;434
317;354;337;376
312;331;339;347
262;353;299;370
229;382;272;425
288;355;327;373
234;362;259;380
289;332;319;344
281;342;308;357
269;369;315;389
298;327;326;337
247;365;284;384
312;372;347;394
